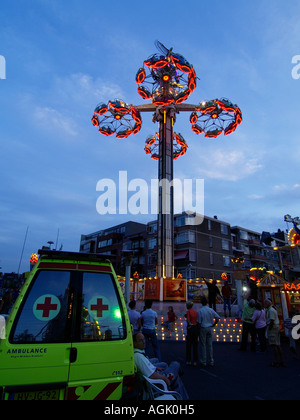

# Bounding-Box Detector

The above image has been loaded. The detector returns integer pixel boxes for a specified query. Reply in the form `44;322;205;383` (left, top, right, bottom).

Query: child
163;306;178;337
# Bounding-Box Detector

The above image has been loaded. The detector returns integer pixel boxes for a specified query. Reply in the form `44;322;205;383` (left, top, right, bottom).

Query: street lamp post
92;41;242;281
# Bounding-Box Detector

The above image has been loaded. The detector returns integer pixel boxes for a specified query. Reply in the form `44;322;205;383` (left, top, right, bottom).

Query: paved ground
135;300;300;400
156;340;300;400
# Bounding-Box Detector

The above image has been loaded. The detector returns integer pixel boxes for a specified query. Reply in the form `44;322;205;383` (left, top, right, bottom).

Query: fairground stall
118;276;188;302
258;273;292;330
118;275;227;303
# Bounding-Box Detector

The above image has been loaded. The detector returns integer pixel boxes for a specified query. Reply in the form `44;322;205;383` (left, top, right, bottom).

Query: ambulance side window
79;272;126;342
10;270;71;344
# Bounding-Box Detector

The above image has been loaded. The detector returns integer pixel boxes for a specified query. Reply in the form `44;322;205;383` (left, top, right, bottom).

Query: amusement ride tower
91;41;243;279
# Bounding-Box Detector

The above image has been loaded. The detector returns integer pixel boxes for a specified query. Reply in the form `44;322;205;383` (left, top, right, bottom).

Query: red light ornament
91;100;142;140
144;132;187;161
136;49;196;107
136;68;146;84
190;98;242;139
92;42;242;160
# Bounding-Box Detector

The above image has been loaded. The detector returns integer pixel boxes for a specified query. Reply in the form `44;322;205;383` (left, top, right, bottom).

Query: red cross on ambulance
88;296;110;319
33;295;61;322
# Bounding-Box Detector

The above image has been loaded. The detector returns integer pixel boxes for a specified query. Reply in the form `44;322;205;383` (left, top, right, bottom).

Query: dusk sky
1;0;300;274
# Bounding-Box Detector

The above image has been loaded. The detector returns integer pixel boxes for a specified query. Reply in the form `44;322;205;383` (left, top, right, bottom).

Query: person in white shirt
141;300;161;362
133;332;189;399
264;299;285;367
197;296;220;367
128;300;141;333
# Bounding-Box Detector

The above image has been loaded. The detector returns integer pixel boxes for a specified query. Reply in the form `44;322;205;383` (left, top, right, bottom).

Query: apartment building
80;221;147;275
231;226;287;273
79;213;288;287
147;213;233;281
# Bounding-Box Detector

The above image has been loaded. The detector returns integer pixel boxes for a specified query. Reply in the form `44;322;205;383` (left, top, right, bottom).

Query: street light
92;41;242;280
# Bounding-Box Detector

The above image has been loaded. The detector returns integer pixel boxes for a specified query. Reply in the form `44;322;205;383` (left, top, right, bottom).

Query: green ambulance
0;250;135;400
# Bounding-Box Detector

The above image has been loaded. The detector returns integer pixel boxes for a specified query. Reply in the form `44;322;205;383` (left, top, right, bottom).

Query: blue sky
1;0;300;273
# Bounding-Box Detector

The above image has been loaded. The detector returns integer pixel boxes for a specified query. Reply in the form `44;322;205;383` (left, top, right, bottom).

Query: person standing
197;296;220;367
185;302;198;366
264;299;285;367
221;280;232;318
250;302;267;353
163;306;178;338
128;300;141;334
203;278;220;311
239;298;256;352
141;300;162;362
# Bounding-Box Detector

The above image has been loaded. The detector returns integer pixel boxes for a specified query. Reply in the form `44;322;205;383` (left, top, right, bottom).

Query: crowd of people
128;282;300;399
127;282;239;399
128;295;223;399
239;290;300;367
2;281;299;399
128;298;189;399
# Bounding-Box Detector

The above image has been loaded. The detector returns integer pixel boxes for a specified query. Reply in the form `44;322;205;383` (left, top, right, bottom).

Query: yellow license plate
13;389;60;400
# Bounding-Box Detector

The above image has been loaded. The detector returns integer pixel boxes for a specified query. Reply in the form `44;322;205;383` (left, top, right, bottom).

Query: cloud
18;72;126;140
271;184;300;201
50;73;125;111
198;149;263;181
245;184;300;211
248;194;264;200
33;106;78;137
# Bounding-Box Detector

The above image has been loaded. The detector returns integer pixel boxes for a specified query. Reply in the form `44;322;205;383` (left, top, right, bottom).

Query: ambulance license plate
13;389;60;400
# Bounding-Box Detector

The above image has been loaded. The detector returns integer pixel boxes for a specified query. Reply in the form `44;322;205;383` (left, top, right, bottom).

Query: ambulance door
3;269;74;399
66;271;132;401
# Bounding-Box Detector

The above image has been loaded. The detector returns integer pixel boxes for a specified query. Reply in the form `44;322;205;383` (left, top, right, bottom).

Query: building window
148;223;157;234
210;253;214;265
241;244;250;254
132;240;142;249
148;238;157;249
223;255;231;267
221;224;228;235
123;242;131;251
175;231;195;245
222;239;230;251
240;230;248;241
209;237;213;248
208;219;212;231
98;238;113;248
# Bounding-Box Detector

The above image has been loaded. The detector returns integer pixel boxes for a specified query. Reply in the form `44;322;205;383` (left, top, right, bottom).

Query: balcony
248;239;262;247
250;253;267;261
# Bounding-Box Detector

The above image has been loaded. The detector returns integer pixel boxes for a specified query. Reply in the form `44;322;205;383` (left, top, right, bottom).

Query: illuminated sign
259;274;285;287
284;283;300;291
